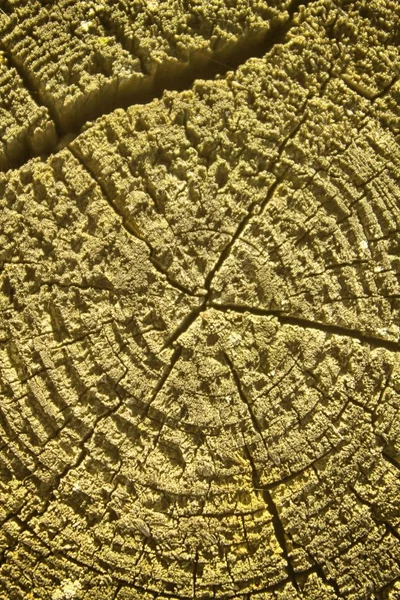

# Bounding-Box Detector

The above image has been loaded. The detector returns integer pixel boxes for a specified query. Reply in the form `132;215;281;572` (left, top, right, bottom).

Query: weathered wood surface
0;0;400;598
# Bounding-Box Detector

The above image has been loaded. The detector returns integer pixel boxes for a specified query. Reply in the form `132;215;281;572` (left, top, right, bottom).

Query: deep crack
1;0;315;171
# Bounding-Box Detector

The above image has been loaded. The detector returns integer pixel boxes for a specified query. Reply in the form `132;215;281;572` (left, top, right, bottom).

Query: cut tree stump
0;1;400;599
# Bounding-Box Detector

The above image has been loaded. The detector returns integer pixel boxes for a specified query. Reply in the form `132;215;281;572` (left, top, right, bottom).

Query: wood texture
0;1;400;598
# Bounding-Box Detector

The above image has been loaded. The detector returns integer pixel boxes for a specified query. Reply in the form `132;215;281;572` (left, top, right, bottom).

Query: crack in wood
1;0;400;596
242;443;300;593
210;303;400;352
278;315;400;352
0;0;316;171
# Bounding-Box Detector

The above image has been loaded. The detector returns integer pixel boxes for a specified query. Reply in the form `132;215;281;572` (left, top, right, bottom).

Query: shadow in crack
1;0;313;172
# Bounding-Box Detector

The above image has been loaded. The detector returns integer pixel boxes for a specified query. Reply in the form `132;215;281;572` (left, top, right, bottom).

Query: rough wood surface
0;1;400;599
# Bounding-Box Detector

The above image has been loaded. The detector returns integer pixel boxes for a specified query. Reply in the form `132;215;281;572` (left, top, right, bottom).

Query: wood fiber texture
0;0;400;599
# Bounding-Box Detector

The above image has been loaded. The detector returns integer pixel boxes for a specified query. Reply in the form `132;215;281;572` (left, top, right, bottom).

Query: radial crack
204;106;308;302
278;315;400;352
211;302;400;351
223;351;267;450
243;444;300;592
146;345;183;412
162;302;206;350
